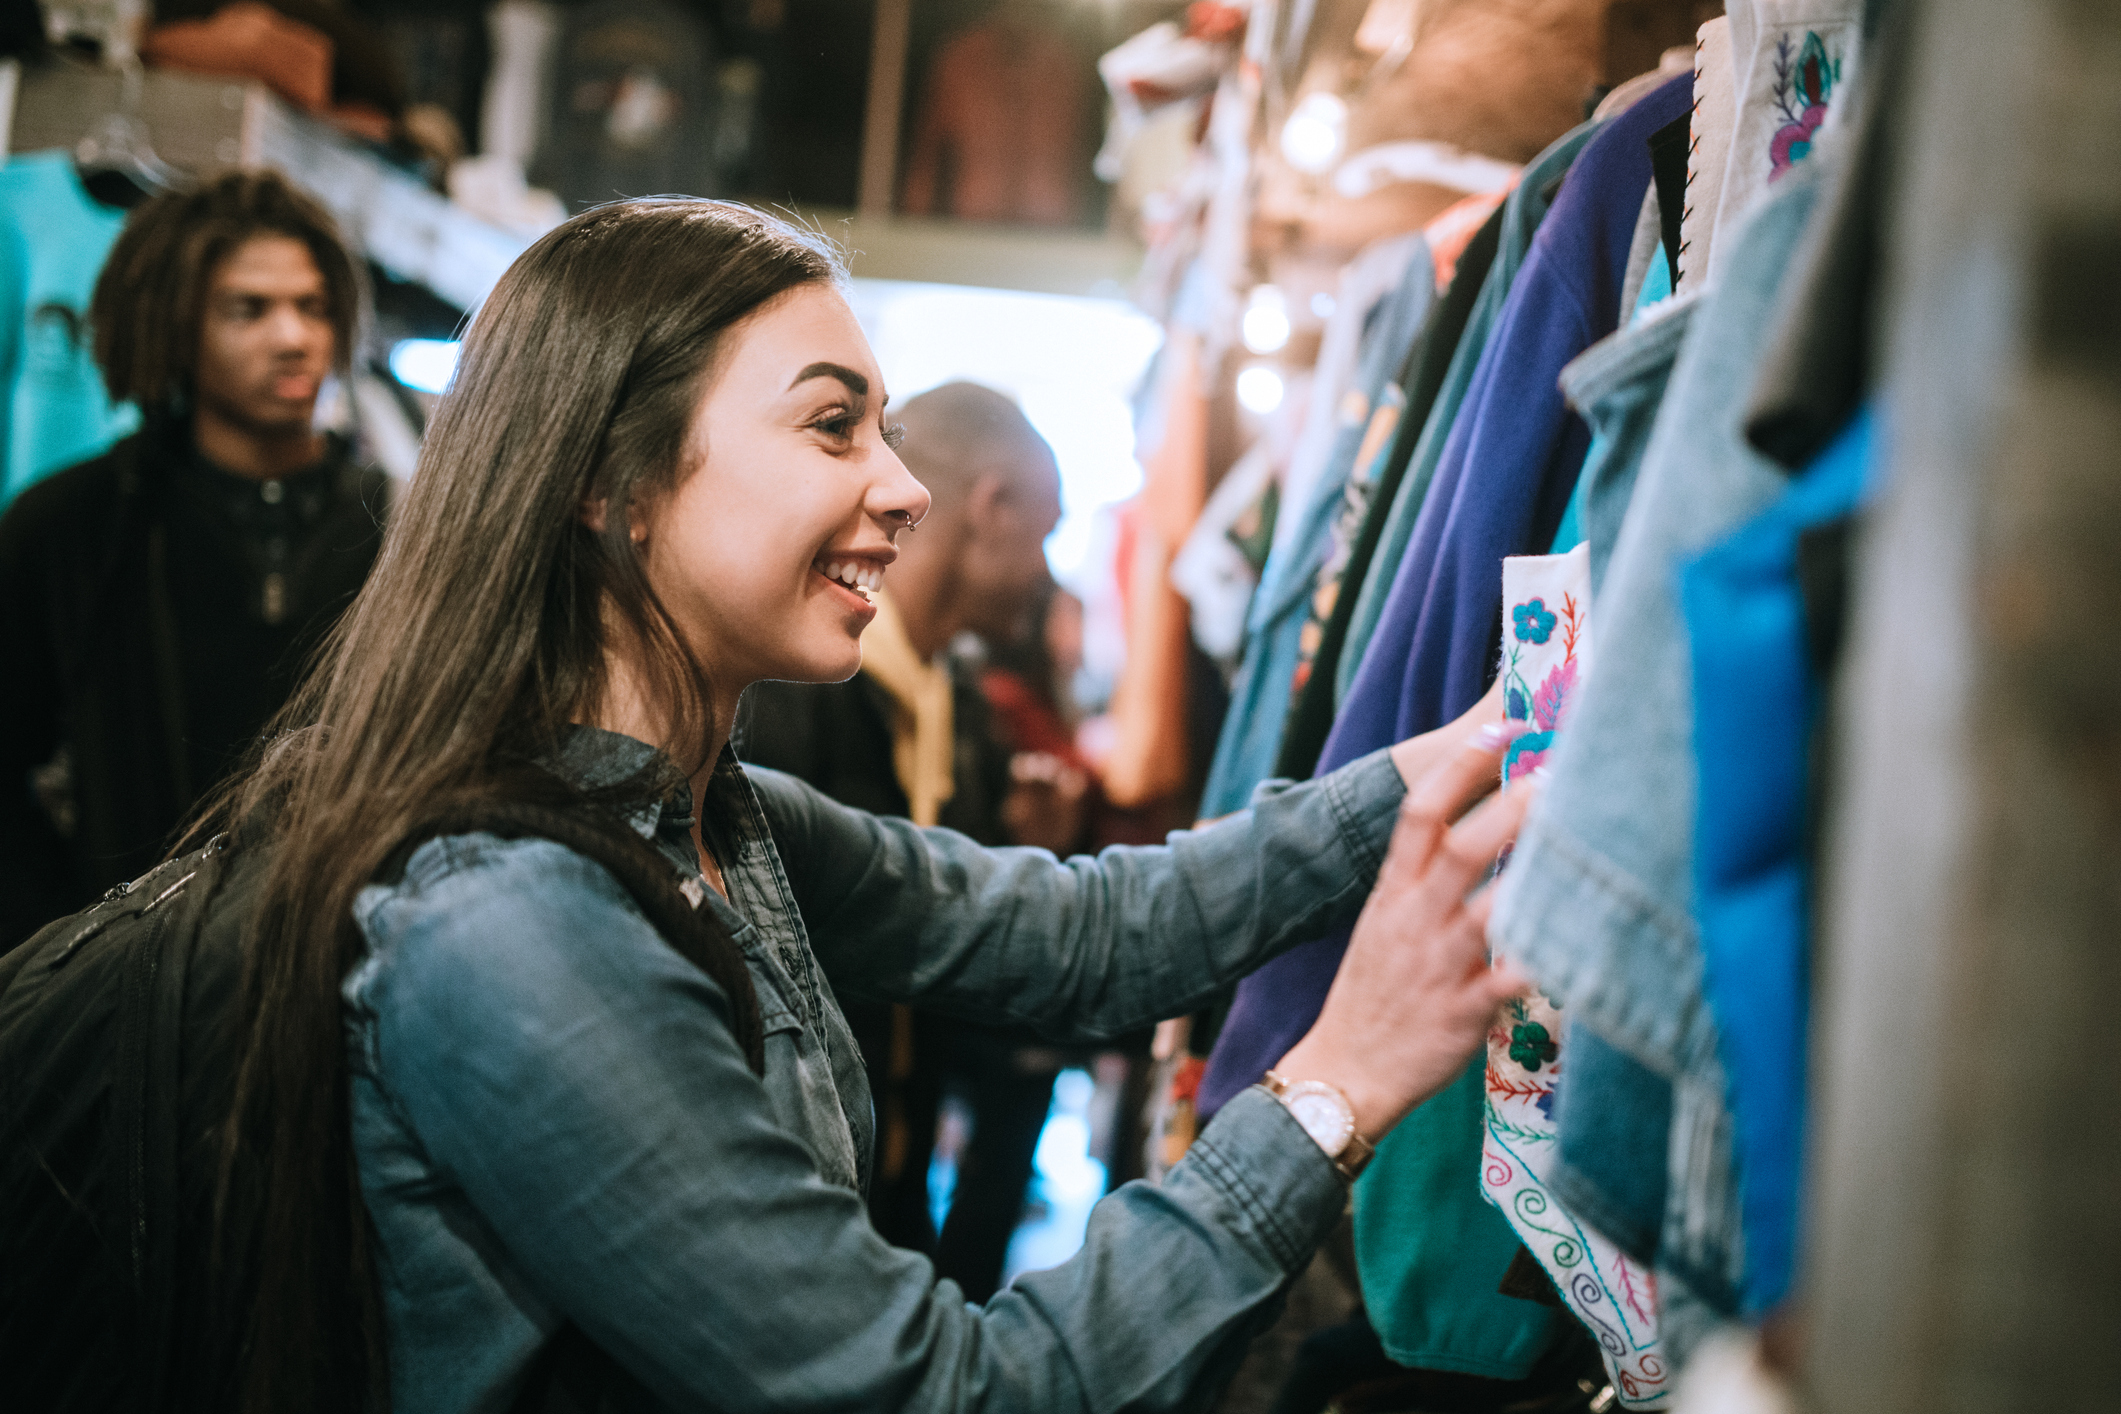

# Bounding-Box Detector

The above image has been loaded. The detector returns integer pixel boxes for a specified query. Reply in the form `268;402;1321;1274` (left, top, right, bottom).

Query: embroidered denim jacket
343;725;1406;1413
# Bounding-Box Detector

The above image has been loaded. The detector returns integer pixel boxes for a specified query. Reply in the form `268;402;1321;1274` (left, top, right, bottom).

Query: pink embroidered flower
1770;102;1828;174
1531;658;1578;732
1507;743;1549;777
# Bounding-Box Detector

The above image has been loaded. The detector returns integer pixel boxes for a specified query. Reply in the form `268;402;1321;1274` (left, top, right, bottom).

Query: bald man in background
737;382;1083;1300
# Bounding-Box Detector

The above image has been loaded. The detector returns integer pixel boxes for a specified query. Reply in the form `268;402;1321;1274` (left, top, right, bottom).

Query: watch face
1287;1089;1354;1157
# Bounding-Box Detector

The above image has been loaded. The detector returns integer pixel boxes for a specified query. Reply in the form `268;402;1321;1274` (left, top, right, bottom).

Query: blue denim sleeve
352;836;1348;1412
751;748;1408;1042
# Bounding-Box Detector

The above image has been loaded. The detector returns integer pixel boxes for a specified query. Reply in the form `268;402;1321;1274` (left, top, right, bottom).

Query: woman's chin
769;644;865;686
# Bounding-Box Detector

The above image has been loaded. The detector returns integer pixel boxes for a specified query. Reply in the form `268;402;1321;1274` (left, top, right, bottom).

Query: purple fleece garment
1201;73;1694;1117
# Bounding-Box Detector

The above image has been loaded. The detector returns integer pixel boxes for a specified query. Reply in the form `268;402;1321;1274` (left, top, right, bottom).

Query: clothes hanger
75;56;183;208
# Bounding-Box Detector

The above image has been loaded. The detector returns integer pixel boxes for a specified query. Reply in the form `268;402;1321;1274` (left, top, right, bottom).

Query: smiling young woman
211;199;1530;1414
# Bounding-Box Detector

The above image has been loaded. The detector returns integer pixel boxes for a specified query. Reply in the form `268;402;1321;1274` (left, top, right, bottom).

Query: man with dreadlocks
0;170;388;951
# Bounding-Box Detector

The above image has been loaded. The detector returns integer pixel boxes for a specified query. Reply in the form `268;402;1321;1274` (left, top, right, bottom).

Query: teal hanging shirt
0;152;140;511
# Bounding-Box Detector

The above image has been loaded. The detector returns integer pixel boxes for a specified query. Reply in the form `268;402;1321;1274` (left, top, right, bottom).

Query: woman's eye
812;411;859;440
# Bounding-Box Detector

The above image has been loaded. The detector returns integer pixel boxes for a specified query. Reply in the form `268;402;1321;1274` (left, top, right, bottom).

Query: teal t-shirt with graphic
0;152;140;511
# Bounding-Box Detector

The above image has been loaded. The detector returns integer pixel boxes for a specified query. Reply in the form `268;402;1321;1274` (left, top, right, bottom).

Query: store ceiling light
1280;92;1347;175
389;339;461;395
1241;285;1291;354
1235;364;1285;415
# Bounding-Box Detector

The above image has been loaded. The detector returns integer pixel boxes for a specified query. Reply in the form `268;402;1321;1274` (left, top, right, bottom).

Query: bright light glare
845;280;1164;588
1280;91;1347;175
1311;291;1337;318
388;339;460;394
1235;364;1286;415
1241;285;1291;354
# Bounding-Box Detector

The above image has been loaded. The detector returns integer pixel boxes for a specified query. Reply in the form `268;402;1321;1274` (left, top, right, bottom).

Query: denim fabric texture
1550;1020;1671;1263
1552;291;1700;589
1334;117;1606;705
1681;404;1878;1313
345;725;1408;1413
1489;159;1832;1328
1199;239;1433;819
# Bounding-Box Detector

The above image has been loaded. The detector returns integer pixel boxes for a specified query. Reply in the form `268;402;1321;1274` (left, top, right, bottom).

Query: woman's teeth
819;560;881;600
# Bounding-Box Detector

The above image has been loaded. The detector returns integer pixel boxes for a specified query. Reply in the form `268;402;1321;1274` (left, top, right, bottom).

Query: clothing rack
6;57;529;312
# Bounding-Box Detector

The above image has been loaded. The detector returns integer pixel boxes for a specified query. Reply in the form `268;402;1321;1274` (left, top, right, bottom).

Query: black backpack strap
389;800;765;1076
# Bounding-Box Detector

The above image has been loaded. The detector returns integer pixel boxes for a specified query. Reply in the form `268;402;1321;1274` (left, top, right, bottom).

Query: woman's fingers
1379;721;1530;890
1420;774;1539;907
1401;721;1526;828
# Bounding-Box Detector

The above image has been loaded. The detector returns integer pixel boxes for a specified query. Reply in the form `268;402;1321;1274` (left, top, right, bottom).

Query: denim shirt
344;726;1408;1413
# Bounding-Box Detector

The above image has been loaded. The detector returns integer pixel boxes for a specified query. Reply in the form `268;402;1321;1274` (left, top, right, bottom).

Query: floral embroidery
1512;598;1558;644
1501;593;1583;781
1768;31;1840;176
1484;546;1666;1408
1510;1021;1558;1072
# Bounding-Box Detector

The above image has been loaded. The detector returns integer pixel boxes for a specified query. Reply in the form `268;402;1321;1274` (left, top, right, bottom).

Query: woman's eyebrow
789;362;869;398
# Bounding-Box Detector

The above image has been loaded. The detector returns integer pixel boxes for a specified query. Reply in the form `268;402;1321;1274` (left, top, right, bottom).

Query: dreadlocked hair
89;168;364;414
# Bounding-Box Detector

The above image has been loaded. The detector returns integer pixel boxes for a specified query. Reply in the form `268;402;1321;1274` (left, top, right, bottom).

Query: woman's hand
1274;724;1534;1143
1387;673;1505;790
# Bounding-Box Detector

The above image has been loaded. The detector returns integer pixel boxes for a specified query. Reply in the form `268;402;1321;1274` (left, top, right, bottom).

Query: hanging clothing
1346;71;1693;747
1334;117;1607;706
0;421;387;948
1672;53;1891;1313
1705;0;1864;287
1195;237;1430;820
900;15;1092;225
1197;74;1691;1382
1533;298;1702;1284
0;153;138;513
1209;76;1693;1123
1555;291;1702;597
1679;17;1736;290
1489;156;1837;1349
1101;331;1210;809
1681;404;1879;1317
1274;201;1507;782
1272;233;1430;569
1278;195;1511;759
533;0;719;212
1479;545;1673;1410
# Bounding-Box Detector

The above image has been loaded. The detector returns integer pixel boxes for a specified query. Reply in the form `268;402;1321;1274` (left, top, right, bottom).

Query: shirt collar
548;723;691;842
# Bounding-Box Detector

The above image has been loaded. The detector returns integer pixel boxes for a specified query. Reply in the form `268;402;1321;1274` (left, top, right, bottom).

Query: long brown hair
211;200;841;1412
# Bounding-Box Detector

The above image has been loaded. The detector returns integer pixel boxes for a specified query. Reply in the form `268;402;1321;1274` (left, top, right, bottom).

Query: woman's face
640;282;930;693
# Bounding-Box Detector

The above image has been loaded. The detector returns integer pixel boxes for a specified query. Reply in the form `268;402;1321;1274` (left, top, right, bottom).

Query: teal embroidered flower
1509;1021;1558;1073
1512;599;1557;645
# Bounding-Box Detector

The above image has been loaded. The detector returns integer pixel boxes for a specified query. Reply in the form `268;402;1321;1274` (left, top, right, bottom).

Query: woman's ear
580;495;651;544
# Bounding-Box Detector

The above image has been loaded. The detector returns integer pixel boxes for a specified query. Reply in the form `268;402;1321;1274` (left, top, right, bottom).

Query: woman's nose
872;448;932;531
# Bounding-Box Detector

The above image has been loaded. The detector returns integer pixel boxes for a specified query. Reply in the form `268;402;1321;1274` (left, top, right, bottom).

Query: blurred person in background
0;171;386;952
738;380;1079;1301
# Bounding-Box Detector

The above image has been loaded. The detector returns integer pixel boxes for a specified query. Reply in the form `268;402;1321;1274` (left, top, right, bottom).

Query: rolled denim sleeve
350;836;1347;1413
755;748;1408;1042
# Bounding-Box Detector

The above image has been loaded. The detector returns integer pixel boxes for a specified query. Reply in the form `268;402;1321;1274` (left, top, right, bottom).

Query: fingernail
1469;721;1532;752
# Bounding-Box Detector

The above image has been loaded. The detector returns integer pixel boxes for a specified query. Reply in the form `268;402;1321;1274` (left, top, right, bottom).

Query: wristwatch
1261;1070;1375;1181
